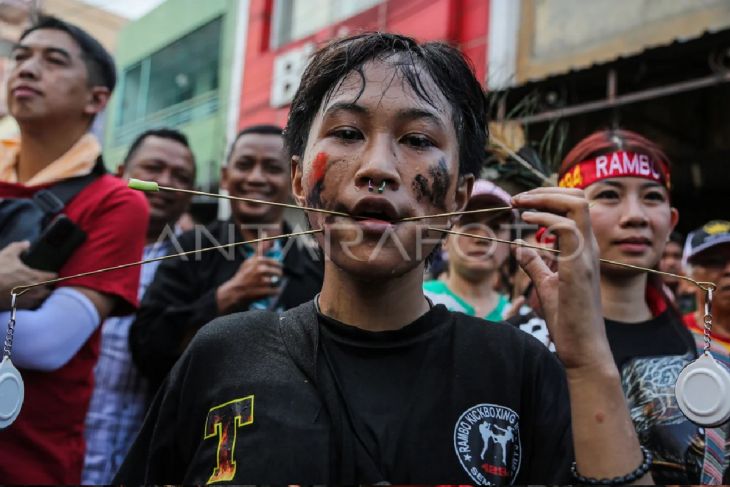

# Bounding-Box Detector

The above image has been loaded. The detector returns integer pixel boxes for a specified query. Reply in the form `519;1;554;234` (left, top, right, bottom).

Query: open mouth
349;197;400;224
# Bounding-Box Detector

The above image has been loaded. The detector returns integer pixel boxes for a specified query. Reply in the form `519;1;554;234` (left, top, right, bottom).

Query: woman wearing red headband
558;129;704;484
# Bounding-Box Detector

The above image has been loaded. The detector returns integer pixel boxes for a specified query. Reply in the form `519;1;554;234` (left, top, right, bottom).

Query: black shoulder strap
33;157;106;214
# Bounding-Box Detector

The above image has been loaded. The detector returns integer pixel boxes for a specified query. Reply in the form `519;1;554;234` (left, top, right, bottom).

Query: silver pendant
0;356;24;429
676;353;730;427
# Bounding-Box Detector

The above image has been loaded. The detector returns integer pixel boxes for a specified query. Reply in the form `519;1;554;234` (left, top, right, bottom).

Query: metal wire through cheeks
7;183;717;302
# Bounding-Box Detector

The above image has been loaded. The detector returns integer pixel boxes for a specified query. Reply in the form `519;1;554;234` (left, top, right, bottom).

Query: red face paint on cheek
310;152;328;187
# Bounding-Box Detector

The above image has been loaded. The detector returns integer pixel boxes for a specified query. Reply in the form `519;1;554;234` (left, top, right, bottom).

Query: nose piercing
368;179;387;194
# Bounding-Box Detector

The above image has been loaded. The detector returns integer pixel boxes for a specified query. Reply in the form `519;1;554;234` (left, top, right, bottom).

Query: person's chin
327;248;420;282
233;206;277;224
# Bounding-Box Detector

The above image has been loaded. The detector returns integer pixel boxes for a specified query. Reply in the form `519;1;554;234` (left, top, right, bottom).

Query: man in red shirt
0;16;147;483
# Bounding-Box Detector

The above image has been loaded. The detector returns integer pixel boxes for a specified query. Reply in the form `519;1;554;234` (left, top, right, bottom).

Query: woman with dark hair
115;34;648;484
557;128;703;484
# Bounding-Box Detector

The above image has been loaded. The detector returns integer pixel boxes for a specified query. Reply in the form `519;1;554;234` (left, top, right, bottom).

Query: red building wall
238;0;490;129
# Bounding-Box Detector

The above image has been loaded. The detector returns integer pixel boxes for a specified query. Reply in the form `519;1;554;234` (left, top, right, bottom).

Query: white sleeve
1;287;100;371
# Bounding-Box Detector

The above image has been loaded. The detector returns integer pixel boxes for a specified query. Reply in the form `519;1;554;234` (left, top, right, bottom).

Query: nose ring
368;179;387;194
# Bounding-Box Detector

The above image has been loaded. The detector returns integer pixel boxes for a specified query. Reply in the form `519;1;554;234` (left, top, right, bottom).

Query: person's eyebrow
641;181;664;190
9;44;72;62
10;43;29;54
44;47;72;61
395;107;446;130
597;180;624;189
322;102;369;119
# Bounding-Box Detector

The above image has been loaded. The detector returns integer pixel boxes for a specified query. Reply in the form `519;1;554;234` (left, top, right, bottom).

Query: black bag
0;158;105;249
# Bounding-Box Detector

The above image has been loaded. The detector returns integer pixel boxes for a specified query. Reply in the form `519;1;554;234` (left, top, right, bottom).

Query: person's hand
511;188;613;371
215;241;283;315
0;241;58;310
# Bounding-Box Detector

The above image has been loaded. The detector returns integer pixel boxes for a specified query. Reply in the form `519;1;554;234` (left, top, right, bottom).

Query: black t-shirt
605;309;703;484
114;301;573;484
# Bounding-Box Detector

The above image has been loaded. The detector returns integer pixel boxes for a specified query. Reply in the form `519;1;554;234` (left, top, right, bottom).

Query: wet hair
226;124;284;164
284;32;488;177
559;128;671;184
123;128;193;170
20;15;116;92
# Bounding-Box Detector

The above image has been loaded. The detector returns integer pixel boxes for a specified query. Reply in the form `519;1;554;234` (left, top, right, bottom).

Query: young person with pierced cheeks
115;33;649;484
557;129;703;484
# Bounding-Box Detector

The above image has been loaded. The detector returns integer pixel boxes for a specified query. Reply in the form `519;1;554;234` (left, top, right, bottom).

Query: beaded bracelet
571;445;653;485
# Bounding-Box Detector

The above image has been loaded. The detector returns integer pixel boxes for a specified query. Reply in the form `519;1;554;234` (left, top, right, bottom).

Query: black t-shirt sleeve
517;340;574;484
112;372;183;483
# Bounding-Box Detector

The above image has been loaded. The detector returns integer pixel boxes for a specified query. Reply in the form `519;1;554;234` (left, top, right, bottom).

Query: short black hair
123;128;193;169
19;15;116;92
668;231;684;246
226;124;284;164
285;32;488;177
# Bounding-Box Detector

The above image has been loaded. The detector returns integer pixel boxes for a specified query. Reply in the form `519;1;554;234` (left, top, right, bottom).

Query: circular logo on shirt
453;403;521;485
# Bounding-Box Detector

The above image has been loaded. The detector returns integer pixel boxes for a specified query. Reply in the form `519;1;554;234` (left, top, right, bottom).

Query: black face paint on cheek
428;157;451;211
412;174;430;203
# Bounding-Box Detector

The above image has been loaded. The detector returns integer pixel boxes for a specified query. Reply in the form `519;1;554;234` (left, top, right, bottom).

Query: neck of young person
319;262;430;332
446;267;497;312
16;120;89;183
601;270;652;323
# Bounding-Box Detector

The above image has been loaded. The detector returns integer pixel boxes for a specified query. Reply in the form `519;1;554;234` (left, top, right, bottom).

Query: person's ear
449;174;474;227
670;207;679;231
84;86;111;116
454;174;474;211
291;155;306;207
115;164;125;178
442;234;453;253
220;165;230;192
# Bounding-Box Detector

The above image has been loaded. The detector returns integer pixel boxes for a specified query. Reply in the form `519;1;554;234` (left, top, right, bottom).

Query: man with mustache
0;16;147;483
129;125;323;394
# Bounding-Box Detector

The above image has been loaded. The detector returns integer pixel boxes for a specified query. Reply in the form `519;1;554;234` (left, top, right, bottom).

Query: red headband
558;151;670;190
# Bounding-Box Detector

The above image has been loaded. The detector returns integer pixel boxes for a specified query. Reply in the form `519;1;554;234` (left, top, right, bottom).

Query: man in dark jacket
129;125;323;392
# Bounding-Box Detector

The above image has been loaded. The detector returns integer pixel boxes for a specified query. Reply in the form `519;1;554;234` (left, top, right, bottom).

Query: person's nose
354;134;401;192
245;162;267;186
156;167;174;187
618;194;649;228
12;54;41;82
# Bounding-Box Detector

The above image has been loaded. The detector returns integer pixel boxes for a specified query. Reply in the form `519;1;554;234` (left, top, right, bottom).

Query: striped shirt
81;239;173;484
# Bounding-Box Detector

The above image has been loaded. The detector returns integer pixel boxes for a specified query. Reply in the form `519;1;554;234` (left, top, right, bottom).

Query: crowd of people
0;14;728;485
